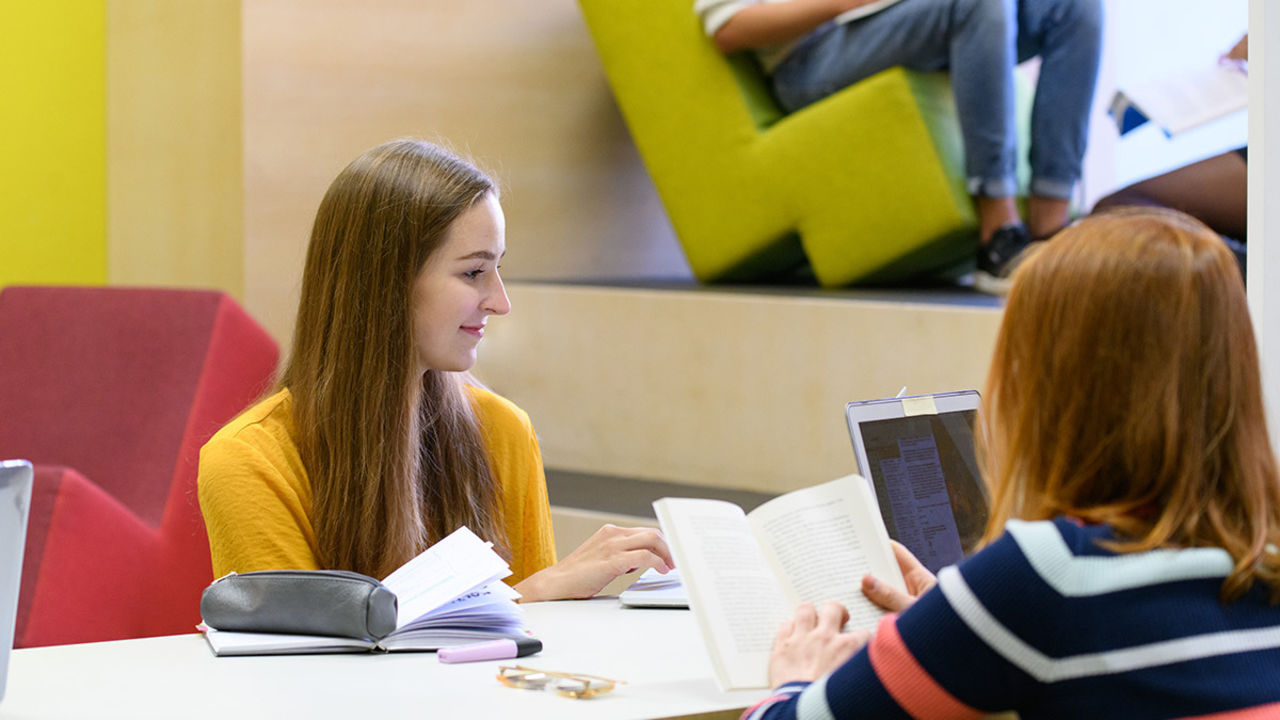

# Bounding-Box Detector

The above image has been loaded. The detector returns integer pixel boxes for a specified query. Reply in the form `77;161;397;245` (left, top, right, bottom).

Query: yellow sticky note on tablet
901;395;938;416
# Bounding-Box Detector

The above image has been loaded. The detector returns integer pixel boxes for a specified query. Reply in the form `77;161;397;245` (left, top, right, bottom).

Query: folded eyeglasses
496;665;622;699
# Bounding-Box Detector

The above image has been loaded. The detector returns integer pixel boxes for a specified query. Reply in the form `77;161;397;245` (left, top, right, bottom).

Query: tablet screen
858;410;987;573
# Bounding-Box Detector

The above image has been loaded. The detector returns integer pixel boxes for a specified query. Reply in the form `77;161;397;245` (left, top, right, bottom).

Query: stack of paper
1110;63;1248;137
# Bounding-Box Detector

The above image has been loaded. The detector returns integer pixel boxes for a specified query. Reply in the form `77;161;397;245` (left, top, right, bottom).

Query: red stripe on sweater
1178;701;1280;719
739;691;800;720
868;614;984;720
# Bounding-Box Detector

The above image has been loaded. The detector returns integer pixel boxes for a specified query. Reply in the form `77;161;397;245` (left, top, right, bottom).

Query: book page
747;476;905;631
381;526;512;628
654;498;787;690
405;580;523;628
202;628;373;656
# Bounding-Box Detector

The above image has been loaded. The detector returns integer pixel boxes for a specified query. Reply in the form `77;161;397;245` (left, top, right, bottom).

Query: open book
202;527;530;656
1109;62;1247;137
654;475;905;690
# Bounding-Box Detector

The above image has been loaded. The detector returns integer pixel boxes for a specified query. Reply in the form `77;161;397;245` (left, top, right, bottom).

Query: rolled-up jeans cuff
1030;177;1075;200
967;176;1018;198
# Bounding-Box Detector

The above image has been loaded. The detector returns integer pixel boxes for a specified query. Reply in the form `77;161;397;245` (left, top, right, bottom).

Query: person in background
1093;34;1248;274
198;138;672;601
696;0;1103;294
748;207;1280;718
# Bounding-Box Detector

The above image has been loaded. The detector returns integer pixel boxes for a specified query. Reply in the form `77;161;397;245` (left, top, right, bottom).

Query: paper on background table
835;0;904;24
1112;63;1247;137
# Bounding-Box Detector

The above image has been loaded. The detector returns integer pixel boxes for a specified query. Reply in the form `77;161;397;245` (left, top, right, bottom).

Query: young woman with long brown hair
747;208;1280;718
198;139;671;602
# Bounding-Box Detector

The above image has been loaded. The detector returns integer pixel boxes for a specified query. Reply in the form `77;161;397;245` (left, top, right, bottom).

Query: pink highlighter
438;638;543;663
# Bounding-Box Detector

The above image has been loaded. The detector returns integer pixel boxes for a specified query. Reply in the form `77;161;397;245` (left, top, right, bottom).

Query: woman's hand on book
1223;33;1248;65
768;601;868;687
513;524;674;602
861;540;937;612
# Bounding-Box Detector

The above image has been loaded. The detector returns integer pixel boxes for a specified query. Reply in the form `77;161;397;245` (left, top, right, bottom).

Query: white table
0;597;767;720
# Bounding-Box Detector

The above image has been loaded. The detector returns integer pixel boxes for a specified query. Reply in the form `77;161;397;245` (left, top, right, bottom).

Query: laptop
845;391;988;574
0;460;32;703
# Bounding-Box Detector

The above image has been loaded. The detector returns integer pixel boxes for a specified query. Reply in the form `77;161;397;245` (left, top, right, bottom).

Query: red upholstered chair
0;286;279;647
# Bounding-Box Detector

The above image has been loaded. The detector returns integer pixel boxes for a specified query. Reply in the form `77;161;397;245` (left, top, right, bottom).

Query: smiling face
410;192;510;373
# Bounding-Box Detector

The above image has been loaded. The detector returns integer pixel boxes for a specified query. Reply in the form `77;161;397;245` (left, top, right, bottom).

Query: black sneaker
974;224;1032;296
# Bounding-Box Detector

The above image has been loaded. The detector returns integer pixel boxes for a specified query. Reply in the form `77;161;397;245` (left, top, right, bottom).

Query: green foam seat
579;0;992;286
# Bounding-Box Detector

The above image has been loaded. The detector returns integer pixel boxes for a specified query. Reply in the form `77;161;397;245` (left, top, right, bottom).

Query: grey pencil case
200;569;398;640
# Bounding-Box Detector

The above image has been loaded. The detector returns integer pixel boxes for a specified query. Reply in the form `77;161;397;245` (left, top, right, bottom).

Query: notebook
619;567;687;608
845;391;988;574
0;460;33;703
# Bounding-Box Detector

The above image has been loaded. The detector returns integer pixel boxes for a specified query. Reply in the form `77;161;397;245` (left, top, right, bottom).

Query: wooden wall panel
106;0;243;296
242;0;690;346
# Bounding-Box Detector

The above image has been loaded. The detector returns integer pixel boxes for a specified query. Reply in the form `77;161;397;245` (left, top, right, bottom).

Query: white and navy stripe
745;517;1280;720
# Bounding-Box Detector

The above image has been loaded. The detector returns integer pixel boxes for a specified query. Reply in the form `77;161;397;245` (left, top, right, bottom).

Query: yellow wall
1;1;684;334
0;4;108;286
0;1;242;296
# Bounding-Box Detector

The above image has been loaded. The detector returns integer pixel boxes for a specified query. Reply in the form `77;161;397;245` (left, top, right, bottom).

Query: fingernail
864;576;878;591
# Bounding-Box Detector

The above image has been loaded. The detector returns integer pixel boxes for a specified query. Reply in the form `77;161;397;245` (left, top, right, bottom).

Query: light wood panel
477;284;1003;495
106;0;243;296
241;0;691;348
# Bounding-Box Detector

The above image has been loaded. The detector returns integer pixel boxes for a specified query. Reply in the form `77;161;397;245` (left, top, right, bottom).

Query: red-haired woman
751;208;1280;718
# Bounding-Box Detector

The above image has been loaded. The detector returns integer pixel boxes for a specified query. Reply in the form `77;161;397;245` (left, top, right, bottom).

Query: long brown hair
280;138;507;578
979;207;1280;601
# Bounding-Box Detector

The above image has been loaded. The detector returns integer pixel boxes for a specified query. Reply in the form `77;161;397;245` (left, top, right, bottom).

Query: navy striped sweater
744;517;1280;719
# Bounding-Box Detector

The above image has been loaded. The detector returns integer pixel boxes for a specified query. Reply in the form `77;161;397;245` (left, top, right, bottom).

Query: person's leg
1016;0;1103;238
1093;150;1248;240
772;0;999;111
976;196;1020;240
1027;197;1070;239
772;0;1022;241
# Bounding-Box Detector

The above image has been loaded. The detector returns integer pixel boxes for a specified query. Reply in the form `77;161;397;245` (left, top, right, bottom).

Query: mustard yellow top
197;386;556;584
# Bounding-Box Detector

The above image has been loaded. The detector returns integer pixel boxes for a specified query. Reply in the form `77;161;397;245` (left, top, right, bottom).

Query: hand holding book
768;601;869;687
766;539;937;686
1221;33;1247;66
654;476;908;689
859;540;937;613
1109;34;1248;138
